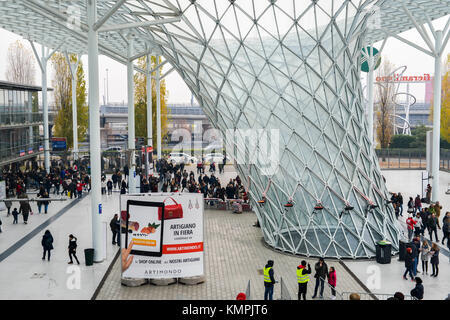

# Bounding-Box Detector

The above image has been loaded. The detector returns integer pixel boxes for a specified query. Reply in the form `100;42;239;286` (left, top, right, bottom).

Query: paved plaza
0;169;449;300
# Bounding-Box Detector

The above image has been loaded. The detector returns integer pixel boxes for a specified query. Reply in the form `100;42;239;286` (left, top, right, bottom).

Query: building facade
0;81;50;168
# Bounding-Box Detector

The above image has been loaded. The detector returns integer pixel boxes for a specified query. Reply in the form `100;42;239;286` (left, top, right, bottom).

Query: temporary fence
375;148;450;171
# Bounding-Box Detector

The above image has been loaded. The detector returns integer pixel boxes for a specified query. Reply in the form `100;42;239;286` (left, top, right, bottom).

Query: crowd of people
0;159;93;226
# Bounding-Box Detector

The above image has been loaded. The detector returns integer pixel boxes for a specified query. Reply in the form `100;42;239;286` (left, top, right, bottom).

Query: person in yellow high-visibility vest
297;260;311;300
263;260;276;300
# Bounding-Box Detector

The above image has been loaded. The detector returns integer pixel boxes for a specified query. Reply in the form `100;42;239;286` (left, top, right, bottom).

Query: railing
0;112;43;126
204;198;252;211
375;148;450;171
341;291;417;300
0;141;44;164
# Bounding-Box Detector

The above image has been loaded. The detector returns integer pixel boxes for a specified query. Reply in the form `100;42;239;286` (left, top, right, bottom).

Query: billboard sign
120;193;204;279
51;137;67;151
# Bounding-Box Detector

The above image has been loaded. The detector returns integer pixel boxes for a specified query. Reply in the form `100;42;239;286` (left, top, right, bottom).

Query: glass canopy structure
1;0;449;259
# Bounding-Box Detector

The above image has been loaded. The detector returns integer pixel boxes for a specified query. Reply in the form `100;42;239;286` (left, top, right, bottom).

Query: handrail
341;291;418;300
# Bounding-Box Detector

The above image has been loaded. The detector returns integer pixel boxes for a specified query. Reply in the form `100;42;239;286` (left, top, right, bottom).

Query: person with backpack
68;234;80;265
327;266;337;300
297;260;311;300
263;260;276;300
41;230;54;261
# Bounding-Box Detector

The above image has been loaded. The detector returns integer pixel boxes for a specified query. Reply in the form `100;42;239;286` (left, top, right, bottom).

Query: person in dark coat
107;179;113;195
68;234;80;264
410;277;424;300
120;180;127;194
403;247;415;280
430;243;440;277
110;214;120;245
312;257;328;299
19;195;32;224
41;230;54;261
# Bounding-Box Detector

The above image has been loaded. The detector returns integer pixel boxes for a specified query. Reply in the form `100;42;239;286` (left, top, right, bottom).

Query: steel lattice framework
1;0;449;258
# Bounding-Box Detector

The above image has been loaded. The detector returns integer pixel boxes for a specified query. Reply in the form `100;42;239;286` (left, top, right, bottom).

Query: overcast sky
0;16;448;105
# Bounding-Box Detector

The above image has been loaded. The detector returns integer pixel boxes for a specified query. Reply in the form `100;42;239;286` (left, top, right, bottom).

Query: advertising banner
0;181;5;211
120;193;204;279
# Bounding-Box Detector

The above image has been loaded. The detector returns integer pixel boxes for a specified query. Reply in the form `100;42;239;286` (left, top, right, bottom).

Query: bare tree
375;59;396;149
5;40;36;85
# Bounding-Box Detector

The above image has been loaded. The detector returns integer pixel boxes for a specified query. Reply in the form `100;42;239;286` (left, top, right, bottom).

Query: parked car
203;153;225;164
105;146;122;152
168;152;198;164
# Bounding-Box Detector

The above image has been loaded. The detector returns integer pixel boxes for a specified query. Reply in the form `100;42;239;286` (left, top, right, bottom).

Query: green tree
51;53;88;149
134;56;169;149
375;59;396;148
409;125;431;149
430;54;450;143
389;134;415;148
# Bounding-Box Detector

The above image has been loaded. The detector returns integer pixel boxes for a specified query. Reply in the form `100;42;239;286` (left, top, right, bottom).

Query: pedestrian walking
312;257;328;299
430;243;440;277
5;198;12;216
68;234;80;265
403;247;415;281
37;187;50;214
110;214;120;245
442;212;449;246
327;266;337;300
263;260;276;300
297;260;311;300
19;196;32;224
428;213;439;242
406;214;416;241
107;179;113;195
413;212;423;237
41;230;54;261
12;208;19;224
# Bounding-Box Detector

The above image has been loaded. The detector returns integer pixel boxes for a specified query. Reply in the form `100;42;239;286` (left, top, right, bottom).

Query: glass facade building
0;81;47;167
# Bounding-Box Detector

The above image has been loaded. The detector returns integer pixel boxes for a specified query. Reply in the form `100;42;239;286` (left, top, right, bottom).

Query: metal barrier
317;276;343;300
204;198;252;211
279;277;292;300
245;280;251;300
375;148;450;171
341;291;417;300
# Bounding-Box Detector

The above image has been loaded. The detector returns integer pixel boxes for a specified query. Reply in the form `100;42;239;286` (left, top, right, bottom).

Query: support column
28;91;33;146
71;58;79;161
87;0;105;263
41;46;50;173
146;54;153;148
127;36;136;194
156;55;162;160
431;30;443;202
367;47;375;146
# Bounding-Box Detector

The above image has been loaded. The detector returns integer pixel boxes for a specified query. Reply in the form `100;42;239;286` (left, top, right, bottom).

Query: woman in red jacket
328;266;337;300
